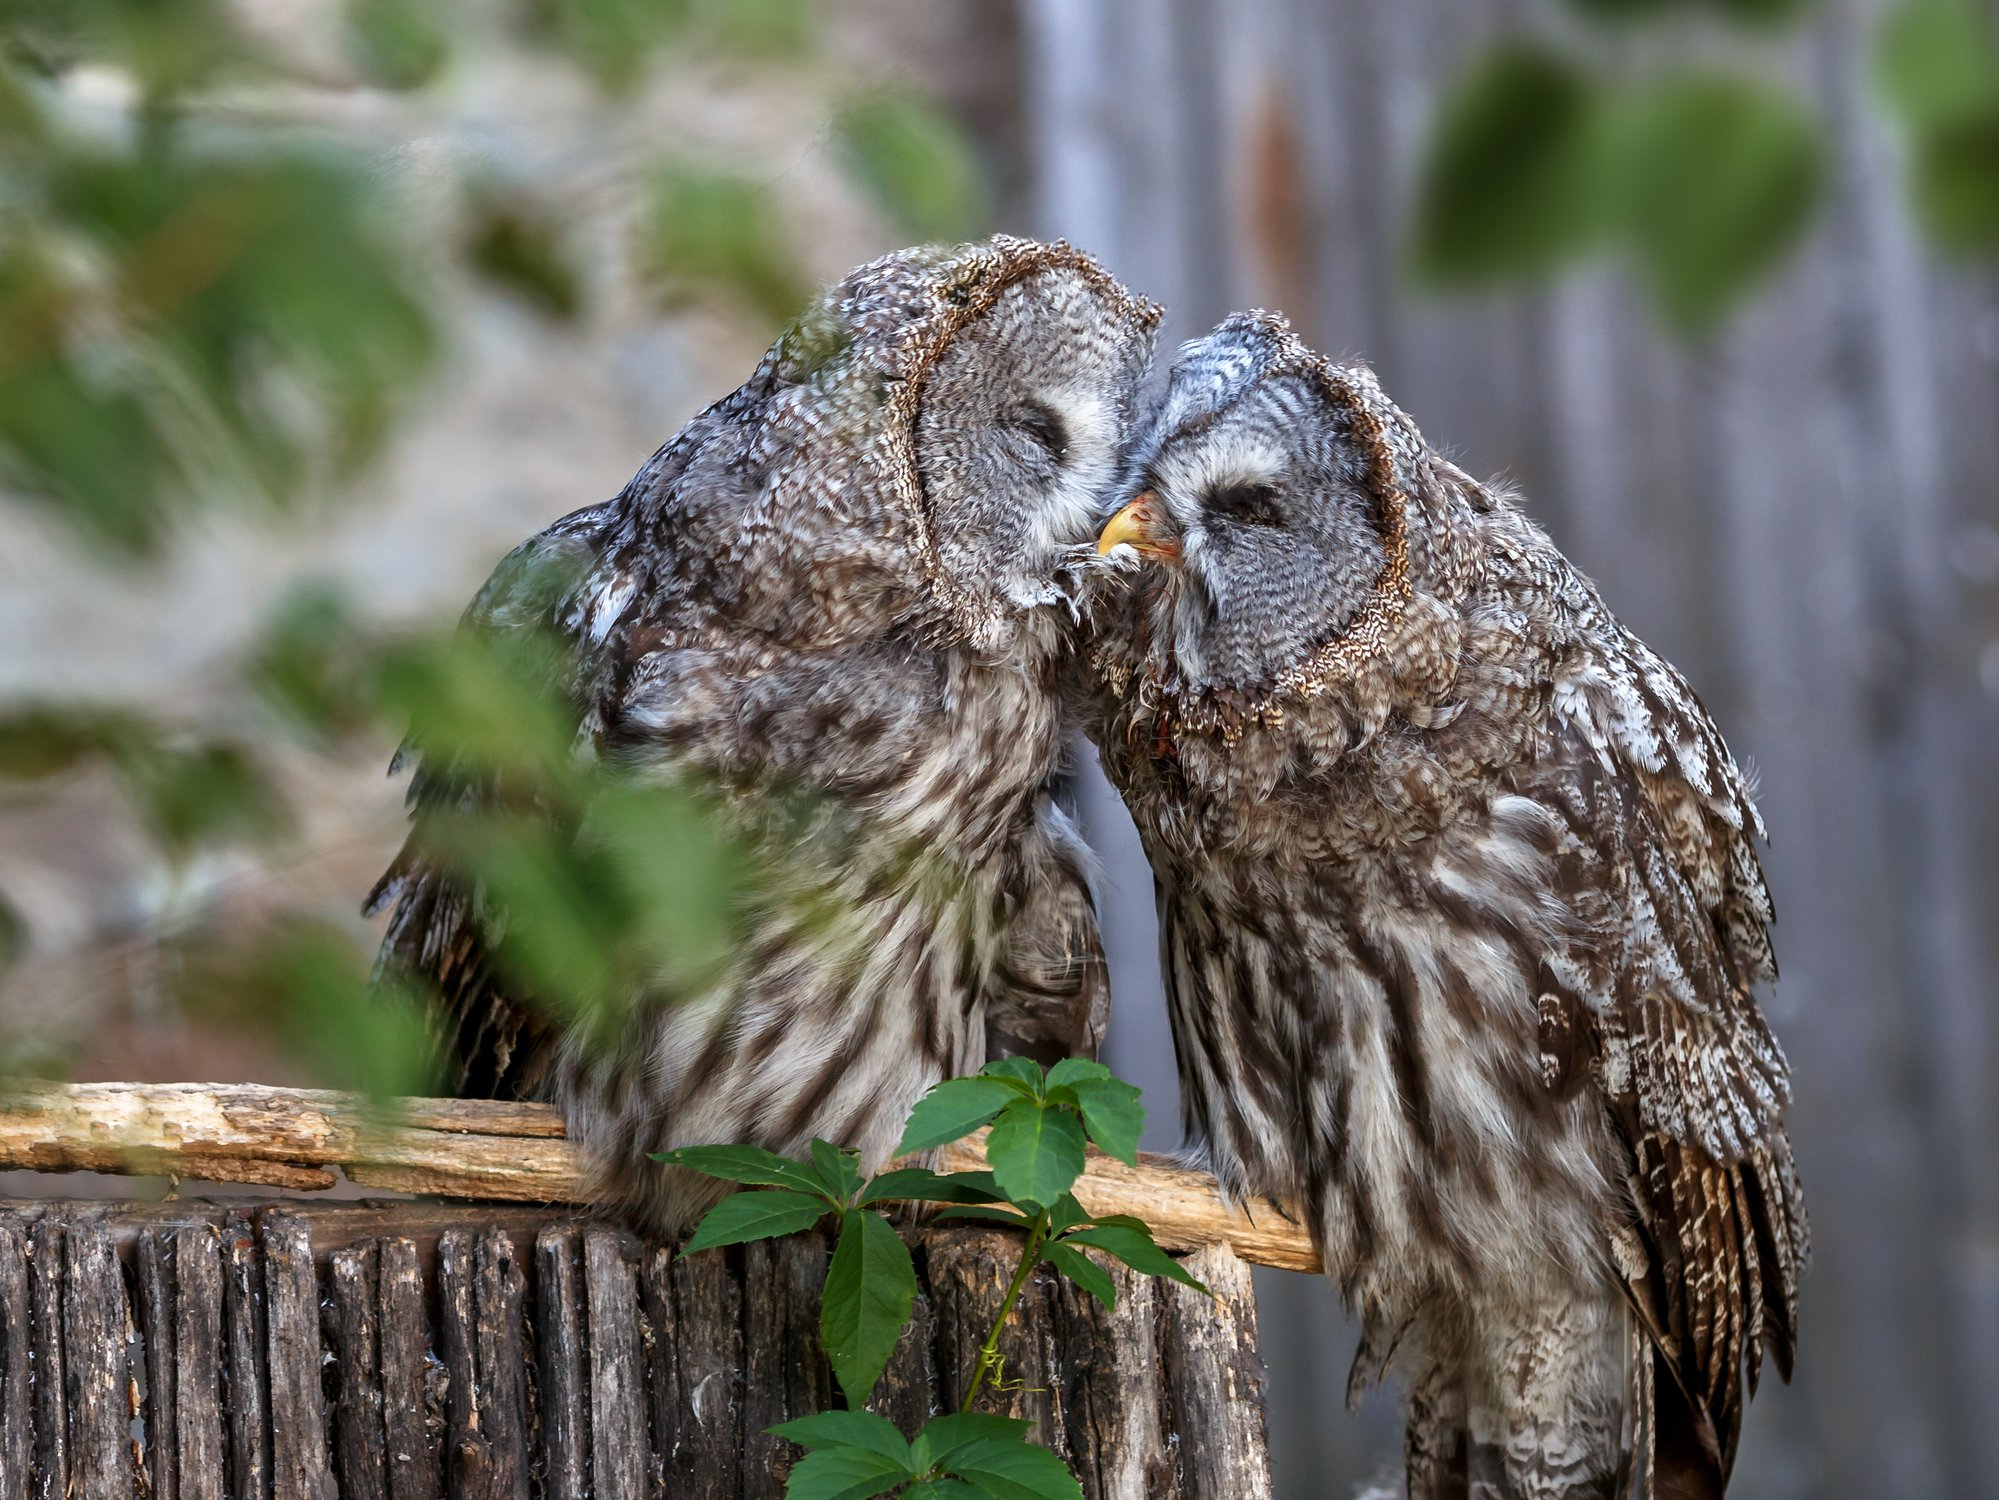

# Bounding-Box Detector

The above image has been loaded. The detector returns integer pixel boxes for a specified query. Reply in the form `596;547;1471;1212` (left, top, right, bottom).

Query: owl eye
1205;480;1284;527
1013;402;1069;465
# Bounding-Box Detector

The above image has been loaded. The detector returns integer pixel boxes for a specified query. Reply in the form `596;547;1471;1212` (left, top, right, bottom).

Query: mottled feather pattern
1085;312;1804;1498
371;237;1157;1233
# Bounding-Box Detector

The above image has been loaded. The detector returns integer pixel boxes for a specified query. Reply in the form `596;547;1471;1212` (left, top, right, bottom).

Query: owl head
1093;311;1422;707
703;237;1161;655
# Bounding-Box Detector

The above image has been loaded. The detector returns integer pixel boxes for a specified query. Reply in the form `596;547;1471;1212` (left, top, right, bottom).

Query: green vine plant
654;1057;1210;1500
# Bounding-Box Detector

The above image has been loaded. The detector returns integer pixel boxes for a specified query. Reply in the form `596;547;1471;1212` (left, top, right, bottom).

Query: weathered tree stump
0;1200;1273;1500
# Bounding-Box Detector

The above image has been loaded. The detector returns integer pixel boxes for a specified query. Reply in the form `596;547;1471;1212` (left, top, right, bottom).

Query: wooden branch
0;1081;1321;1274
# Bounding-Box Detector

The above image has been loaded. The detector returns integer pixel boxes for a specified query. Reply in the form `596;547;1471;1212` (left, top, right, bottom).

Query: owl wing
366;500;637;1099
1531;633;1807;1487
983;794;1111;1067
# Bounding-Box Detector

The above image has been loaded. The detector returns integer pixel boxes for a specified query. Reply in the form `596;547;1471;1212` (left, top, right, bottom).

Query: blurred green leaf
834;90;989;243
1702;0;1820;29
0;704;145;778
701;0;811;57
1910;115;1999;251
0;889;22;974
820;1207;917;1406
1611;72;1823;330
372;630;578;788
1408;45;1611;285
247;584;379;741
683;1187;831;1252
1876;0;1999;130
984;1099;1085;1209
463;193;584;320
516;0;691;91
586;779;744;993
124;740;288;855
345;0;450;91
1561;0;1682;21
643;165;809;329
0;0;248;100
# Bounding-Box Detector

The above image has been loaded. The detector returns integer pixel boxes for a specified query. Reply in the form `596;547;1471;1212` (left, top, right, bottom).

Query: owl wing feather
983;795;1111;1067
366;500;637;1099
1530;629;1807;1490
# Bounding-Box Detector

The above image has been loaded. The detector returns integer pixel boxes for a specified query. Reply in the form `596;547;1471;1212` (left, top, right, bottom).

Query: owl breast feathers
369;237;1157;1234
1086;311;1805;1499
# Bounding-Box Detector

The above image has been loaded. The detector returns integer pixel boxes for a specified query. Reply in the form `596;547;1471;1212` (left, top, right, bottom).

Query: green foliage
643;166;810;330
462;190;585;321
1614;73;1823;330
665;1061;1197;1496
345;0;450;90
1877;0;1999;254
834;91;990;243
515;0;693;91
1408;46;1610;287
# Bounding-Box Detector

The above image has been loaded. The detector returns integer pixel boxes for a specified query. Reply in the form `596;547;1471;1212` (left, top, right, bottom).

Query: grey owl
1085;313;1805;1500
369;237;1159;1233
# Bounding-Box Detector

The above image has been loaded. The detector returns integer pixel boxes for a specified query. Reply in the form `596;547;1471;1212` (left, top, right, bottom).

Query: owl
369;237;1160;1233
1086;313;1806;1499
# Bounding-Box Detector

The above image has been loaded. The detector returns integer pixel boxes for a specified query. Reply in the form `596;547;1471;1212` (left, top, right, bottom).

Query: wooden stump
0;1201;1272;1500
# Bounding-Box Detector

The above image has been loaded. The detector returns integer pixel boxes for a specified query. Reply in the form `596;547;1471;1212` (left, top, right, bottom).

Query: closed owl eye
1205;480;1283;527
1013;401;1069;464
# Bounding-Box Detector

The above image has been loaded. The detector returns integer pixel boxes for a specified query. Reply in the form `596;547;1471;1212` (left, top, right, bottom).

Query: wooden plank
471;1231;530;1500
436;1229;488;1499
139;1228;180;1500
262;1210;332;1500
26;1214;65;1500
583;1226;647;1500
0;1086;1317;1273
738;1236;832;1500
0;1213;30;1500
326;1243;388;1500
532;1227;586;1500
222;1212;271;1500
61;1209;137;1498
1160;1244;1271;1500
1045;1264;1179;1500
643;1241;742;1500
172;1222;225;1500
375;1237;441;1500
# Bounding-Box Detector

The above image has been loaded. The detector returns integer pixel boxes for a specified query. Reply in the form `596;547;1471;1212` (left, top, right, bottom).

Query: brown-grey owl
369;237;1159;1234
1086;313;1806;1499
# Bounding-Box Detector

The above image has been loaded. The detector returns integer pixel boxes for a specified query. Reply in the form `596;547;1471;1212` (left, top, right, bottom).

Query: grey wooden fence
1014;1;1999;1496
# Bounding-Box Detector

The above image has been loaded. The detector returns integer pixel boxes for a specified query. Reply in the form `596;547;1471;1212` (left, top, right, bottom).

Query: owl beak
1096;493;1180;562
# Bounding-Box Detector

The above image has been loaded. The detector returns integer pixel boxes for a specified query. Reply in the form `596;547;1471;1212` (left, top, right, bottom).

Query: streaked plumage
1085;313;1806;1499
370;237;1157;1232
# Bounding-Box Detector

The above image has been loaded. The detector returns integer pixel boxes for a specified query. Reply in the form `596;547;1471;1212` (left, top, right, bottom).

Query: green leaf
910;1413;1031;1472
643;167;809;331
464;195;583;320
811;1138;864;1204
902;1483;985;1499
1876;0;1999;130
858;1168;1007;1207
1702;0;1819;29
1059;1226;1209;1295
820;1209;918;1406
1042;1243;1116;1313
654;1145;833;1199
1065;1079;1143;1167
778;1445;911;1500
931;1205;1034;1228
940;1436;1085;1500
345;0;449;89
770;1410;912;1463
1910;114;1999;252
897;1078;1018;1154
0;892;21;974
984;1101;1086;1209
1043;1195;1093;1236
683;1190;830;1253
1561;0;1681;20
123;741;289;856
1611;72;1824;330
834;90;990;242
980;1057;1045;1093
0;707;145;779
1408;45;1611;285
1041;1059;1111;1091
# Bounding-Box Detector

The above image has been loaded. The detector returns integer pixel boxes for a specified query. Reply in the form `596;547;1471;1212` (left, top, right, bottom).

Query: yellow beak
1096;493;1179;560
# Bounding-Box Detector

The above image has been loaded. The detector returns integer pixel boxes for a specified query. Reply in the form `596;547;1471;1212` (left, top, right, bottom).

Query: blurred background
1;1;1995;1496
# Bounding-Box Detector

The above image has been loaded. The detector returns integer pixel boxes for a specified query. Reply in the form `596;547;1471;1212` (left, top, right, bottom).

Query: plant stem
959;1208;1050;1414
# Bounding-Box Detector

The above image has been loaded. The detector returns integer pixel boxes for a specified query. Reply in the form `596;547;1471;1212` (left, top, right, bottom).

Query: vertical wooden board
376;1237;441;1500
262;1210;333;1500
925;1227;1067;1454
326;1243;388;1500
1159;1245;1270;1500
222;1212;271;1500
26;1213;65;1500
738;1234;831;1500
173;1222;225;1500
0;1213;31;1500
472;1231;530;1500
645;1241;743;1500
139;1229;179;1500
62;1210;137;1498
1045;1262;1179;1500
435;1229;488;1499
533;1227;587;1500
583;1227;646;1500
